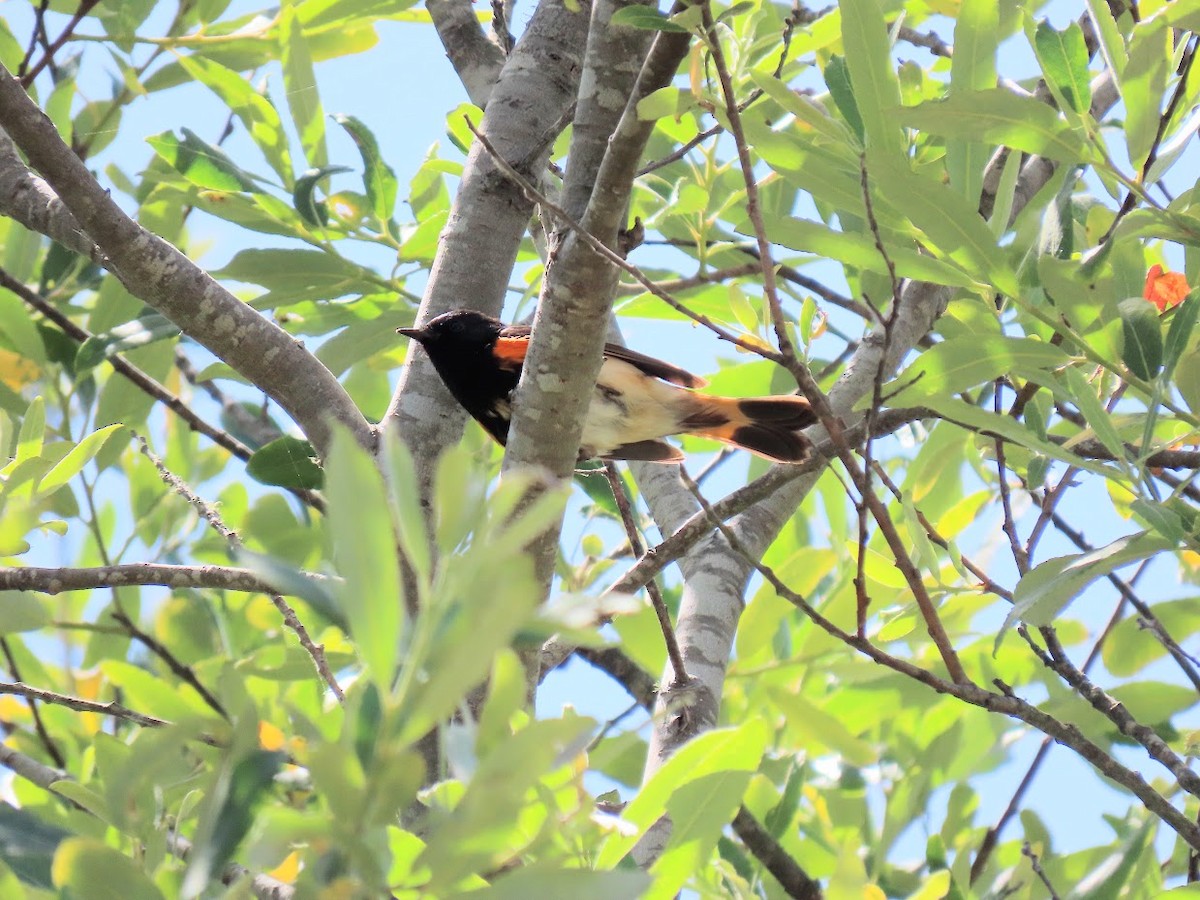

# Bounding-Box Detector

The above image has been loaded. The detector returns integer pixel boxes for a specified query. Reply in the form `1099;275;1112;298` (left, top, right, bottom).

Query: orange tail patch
683;394;815;463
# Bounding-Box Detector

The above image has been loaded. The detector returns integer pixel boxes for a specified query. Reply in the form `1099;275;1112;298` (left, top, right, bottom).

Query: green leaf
839;0;903;155
0;592;50;634
236;550;345;630
1175;347;1200;415
447;871;650;900
332;114;399;225
896;89;1098;163
751;216;978;289
0;802;68;889
919;396;1123;480
1117;296;1163;380
37;424;124;495
1085;0;1127;86
192;188;309;238
292;164;352;226
1062;366;1128;464
15;396;44;462
214;248;379;307
1103;599;1200;676
597;719;770;868
279;4;328;168
946;0;998;204
1123;19;1170;171
0;289;46;365
1033;20;1091;114
326;426;402;691
246;435;324;489
182;751;284;899
887;336;1068;401
146;129;260;192
381;432;431;583
176;55;293;183
824;56;864;143
1163;290;1200;378
609;5;689;31
1000;531;1172;643
648;770;758;899
869;154;1019;296
750;70;854;143
75;314;181;373
52;837;164;900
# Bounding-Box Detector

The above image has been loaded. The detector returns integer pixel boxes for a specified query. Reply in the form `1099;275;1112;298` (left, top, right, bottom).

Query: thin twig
466;119;781;360
20;0;102;86
1023;842;1062;900
678;456;1200;850
0;638;65;768
603;463;690;688
133;434;344;701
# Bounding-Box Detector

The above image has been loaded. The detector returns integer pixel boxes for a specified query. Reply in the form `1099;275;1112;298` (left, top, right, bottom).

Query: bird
398;309;816;463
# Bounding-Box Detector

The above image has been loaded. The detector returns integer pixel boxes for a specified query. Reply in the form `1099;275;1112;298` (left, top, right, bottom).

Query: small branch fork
603;463;691;689
676;466;1200;851
133;435;344;701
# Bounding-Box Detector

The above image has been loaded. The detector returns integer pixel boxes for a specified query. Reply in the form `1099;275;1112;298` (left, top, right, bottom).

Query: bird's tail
681;394;816;463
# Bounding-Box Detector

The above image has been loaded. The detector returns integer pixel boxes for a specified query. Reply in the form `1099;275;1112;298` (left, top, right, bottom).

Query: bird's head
397;309;505;349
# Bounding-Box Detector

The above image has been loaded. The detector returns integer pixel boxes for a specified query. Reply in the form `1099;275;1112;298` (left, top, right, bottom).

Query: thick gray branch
385;0;590;493
0;64;369;456
0;126;104;263
427;0;506;106
501;21;691;590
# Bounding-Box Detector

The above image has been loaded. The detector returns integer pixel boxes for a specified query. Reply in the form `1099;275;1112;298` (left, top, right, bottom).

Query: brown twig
20;0;102;87
679;458;1200;849
110;608;230;720
604;463;691;689
0;563;331;596
1023;842;1062;900
464;121;782;361
133;434;344;701
0;638;65;768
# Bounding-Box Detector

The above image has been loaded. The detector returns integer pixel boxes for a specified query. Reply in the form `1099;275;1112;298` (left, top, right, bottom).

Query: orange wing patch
493;334;530;370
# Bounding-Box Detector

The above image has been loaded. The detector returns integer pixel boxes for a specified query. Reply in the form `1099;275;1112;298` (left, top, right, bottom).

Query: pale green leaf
36;424;124;495
325;426;402;691
896;89;1098;163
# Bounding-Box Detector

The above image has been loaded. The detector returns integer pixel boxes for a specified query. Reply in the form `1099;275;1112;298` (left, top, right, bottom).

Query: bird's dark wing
496;324;707;389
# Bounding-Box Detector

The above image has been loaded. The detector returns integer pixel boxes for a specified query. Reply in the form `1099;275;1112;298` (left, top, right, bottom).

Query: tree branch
0;64;370;456
0;563;328;595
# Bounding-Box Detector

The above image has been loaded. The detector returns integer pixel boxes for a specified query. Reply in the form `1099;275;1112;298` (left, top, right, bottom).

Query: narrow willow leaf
326;426;401;691
292;164;351;226
1117;296;1163;380
839;0;903;154
332;114;399;224
177;54;293;184
1033;20;1091;113
279;5;328;168
76;314;181;373
146;129;259;192
609;6;689;31
824;56;864;142
1163;290;1200;378
896;89;1098;163
887;335;1069;401
999;531;1172;646
1062;366;1128;463
37;424;123;495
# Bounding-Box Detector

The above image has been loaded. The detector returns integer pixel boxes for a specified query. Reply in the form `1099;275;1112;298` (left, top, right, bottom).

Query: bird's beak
397;326;428;342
